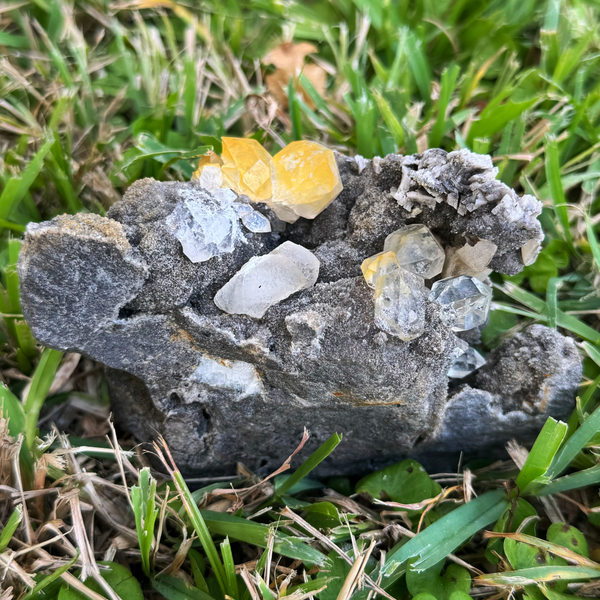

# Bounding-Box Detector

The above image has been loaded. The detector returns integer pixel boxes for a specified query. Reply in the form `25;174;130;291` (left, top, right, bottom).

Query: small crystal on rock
361;251;400;289
429;275;492;332
456;240;497;273
521;238;542;266
448;346;486;378
167;187;244;263
214;242;319;318
374;268;427;341
198;164;224;192
383;224;445;279
240;209;271;233
271;140;343;223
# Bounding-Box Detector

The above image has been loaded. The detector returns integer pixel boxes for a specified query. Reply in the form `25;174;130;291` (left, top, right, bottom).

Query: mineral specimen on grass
18;147;580;476
383;224;445;279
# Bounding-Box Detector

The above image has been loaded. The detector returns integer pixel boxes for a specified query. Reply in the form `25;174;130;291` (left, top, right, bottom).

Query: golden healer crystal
270;140;343;223
220;137;272;202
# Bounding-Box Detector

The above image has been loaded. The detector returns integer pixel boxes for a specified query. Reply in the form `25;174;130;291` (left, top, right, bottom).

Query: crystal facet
271;140;343;223
240;209;271;233
429;275;492;332
192;151;223;180
456;240;497;273
214;242;319;318
191;355;263;397
220;137;273;202
383;224;445;279
167;187;243;263
448;346;486;378
361;251;400;289
374;268;427;341
521;238;542;266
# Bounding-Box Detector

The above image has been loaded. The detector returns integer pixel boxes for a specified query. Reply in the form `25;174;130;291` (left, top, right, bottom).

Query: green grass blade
24;349;64;449
545;135;573;247
429;64;459;148
0;505;23;552
379;489;508;585
276;432;342;497
21;552;79;600
220;537;239;599
537;464;600;496
152;574;216;600
478;565;600;586
516;417;567;494
548;403;600;479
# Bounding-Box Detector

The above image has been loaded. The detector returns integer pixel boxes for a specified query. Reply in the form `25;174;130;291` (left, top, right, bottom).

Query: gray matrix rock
18;149;581;475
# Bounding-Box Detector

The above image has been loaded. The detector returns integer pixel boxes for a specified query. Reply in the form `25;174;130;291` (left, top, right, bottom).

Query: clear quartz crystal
374;268;427;341
383;224;445;279
429;275;492;332
448;346;486;378
240;209;271;233
214;242;319;318
361;251;400;288
166;187;244;263
198;164;224;192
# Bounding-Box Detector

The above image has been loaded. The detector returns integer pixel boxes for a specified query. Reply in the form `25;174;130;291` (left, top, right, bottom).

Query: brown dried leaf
264;42;318;73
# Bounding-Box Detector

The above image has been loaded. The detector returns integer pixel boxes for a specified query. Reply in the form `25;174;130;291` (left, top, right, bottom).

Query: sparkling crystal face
271;140;343;222
361;251;400;289
448;346;486;378
240;209;271;233
374;268;427;341
166;188;244;263
429;275;492;332
383;224;445;279
220;137;273;201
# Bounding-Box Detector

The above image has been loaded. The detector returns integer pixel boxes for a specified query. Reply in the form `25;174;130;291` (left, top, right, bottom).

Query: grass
2;0;600;598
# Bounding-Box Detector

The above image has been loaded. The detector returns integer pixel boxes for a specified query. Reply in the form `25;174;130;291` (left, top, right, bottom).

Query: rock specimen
18;145;581;476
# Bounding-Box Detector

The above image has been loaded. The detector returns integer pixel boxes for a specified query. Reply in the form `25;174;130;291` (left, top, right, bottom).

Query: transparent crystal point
383;224;445;279
241;209;272;233
214;242;319;318
448;346;486;378
429;275;492;332
374;268;427;341
167;188;243;263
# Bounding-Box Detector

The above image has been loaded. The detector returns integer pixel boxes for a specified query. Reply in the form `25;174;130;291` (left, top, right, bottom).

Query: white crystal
374;268;427;341
191;354;263;397
521;238;541;266
214;242;319;318
241;209;271;233
383;224;445;279
448;346;486;378
456;240;497;273
354;155;370;174
233;202;253;217
199;165;224;191
167;188;244;263
429;275;492;332
271;241;320;287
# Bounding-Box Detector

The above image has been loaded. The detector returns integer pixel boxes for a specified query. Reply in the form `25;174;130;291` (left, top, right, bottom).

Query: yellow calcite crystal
361;251;400;288
271;140;343;223
220;137;272;202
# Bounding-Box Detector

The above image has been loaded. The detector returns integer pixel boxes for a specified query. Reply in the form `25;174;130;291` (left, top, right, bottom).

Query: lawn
2;0;600;598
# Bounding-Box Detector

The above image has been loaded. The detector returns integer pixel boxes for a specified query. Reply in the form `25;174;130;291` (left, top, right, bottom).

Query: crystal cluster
192;138;343;224
361;224;492;370
214;241;319;318
166;187;244;263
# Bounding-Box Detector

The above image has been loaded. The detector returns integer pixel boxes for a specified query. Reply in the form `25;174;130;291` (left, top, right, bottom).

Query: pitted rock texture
18;150;580;475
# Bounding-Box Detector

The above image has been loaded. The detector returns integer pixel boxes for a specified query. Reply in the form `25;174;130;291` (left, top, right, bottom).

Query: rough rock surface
18;149;580;475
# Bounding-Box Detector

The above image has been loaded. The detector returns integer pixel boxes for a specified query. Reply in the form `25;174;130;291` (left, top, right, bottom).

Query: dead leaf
263;42;327;110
